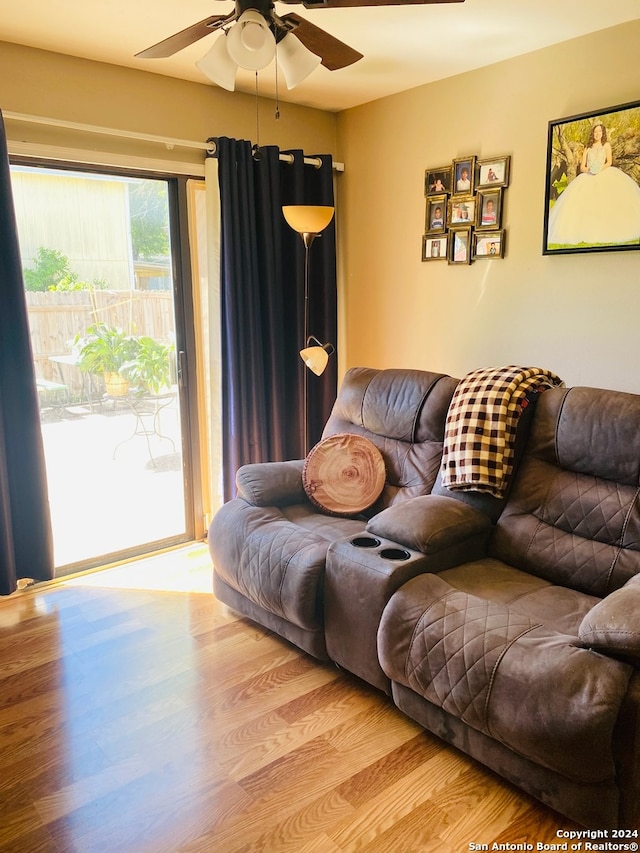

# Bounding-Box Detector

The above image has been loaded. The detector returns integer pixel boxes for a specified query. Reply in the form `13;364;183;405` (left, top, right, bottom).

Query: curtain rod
205;138;344;172
3;111;209;152
4;112;344;171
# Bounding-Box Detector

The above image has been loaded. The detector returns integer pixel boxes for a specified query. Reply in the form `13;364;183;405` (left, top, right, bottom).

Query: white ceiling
2;0;640;112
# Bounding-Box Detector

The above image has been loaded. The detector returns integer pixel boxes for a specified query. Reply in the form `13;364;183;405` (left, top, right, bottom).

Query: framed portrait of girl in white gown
543;100;640;254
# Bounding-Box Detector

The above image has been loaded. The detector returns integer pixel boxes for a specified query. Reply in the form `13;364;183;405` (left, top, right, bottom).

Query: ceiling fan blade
288;0;463;6
135;15;232;59
280;13;363;70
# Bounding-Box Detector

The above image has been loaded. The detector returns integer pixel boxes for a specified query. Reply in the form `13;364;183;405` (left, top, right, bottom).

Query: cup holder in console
349;538;411;560
350;536;381;549
380;547;411;561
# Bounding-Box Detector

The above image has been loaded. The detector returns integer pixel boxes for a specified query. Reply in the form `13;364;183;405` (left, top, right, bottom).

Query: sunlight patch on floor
61;543;213;594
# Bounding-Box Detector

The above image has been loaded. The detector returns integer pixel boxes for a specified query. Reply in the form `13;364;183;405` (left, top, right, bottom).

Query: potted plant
74;323;141;396
121;336;173;395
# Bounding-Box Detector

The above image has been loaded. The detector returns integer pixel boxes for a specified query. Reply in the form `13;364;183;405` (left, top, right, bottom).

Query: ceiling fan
136;0;464;90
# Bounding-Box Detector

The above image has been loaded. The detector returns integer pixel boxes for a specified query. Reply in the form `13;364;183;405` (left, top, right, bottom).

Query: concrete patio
39;395;186;569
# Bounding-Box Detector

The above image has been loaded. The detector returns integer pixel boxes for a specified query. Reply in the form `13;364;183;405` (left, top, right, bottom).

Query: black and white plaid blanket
440;365;563;498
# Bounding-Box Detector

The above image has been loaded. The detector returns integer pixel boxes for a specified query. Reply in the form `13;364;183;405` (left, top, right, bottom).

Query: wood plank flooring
0;544;580;852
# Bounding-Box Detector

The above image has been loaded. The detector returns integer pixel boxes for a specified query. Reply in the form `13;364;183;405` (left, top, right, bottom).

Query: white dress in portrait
547;145;640;245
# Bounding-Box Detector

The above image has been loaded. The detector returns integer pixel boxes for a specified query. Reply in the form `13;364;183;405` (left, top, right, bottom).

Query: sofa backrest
491;386;640;596
322;367;459;511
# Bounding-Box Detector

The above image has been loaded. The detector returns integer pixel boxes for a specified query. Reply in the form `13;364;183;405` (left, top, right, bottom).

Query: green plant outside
129;181;170;260
74;324;140;375
23;247;75;291
121;336;173;395
23;247;108;292
48;277;107;292
74;323;172;395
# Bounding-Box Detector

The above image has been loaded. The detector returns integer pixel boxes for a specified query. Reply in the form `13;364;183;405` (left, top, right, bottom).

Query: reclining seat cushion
379;572;633;785
491;387;640;597
211;500;365;630
437;559;600;636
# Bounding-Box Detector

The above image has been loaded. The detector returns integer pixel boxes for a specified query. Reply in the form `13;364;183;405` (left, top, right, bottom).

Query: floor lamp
282;204;335;454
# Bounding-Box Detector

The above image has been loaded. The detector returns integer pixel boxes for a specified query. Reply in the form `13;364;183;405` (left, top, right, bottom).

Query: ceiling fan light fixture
227;10;276;71
196;33;238;91
278;33;322;89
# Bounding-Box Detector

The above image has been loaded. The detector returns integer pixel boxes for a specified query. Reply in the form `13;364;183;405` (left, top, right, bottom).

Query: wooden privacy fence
27;290;174;398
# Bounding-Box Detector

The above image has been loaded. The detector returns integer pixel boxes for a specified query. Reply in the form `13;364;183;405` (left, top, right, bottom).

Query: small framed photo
425;194;447;233
476;188;503;229
425;166;452;196
452;156;476;195
476;156;511;189
473;230;506;259
449;227;472;264
448;196;476;227
422;234;448;261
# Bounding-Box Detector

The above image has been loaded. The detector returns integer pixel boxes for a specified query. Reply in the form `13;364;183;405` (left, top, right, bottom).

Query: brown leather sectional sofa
208;366;640;829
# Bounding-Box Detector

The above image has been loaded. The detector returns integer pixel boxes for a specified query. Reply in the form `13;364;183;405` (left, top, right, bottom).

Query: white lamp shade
278;34;321;90
282;205;334;235
300;345;330;376
196;34;238;91
227;10;276;71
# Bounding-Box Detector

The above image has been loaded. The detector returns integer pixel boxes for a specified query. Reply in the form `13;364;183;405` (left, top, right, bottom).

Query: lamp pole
301;231;316;455
282;205;335;457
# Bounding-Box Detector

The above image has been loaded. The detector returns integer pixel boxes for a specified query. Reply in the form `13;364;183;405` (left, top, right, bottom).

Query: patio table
111;390;177;466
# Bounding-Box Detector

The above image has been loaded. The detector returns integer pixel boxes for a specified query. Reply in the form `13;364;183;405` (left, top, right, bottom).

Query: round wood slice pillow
302;433;386;516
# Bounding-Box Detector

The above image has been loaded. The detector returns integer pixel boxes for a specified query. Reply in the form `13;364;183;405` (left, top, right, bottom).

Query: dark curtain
0;110;54;594
215;138;337;500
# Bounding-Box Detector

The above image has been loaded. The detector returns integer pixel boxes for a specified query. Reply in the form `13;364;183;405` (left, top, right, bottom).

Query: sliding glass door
10;161;199;571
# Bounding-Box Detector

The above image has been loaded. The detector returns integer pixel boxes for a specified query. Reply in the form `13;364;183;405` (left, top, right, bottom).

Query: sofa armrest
579;575;640;663
366;494;492;556
236;460;307;507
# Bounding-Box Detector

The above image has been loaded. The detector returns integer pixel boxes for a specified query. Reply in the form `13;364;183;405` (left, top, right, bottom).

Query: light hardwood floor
0;544;579;852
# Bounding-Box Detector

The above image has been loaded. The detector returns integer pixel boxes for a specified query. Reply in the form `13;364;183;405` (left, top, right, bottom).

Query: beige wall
0;42;338;168
336;20;640;393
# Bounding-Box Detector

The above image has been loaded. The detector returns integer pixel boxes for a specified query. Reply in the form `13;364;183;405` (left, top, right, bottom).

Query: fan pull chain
274;45;281;120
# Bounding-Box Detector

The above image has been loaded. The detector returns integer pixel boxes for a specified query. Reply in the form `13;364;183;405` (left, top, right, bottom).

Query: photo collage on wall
422;155;511;264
